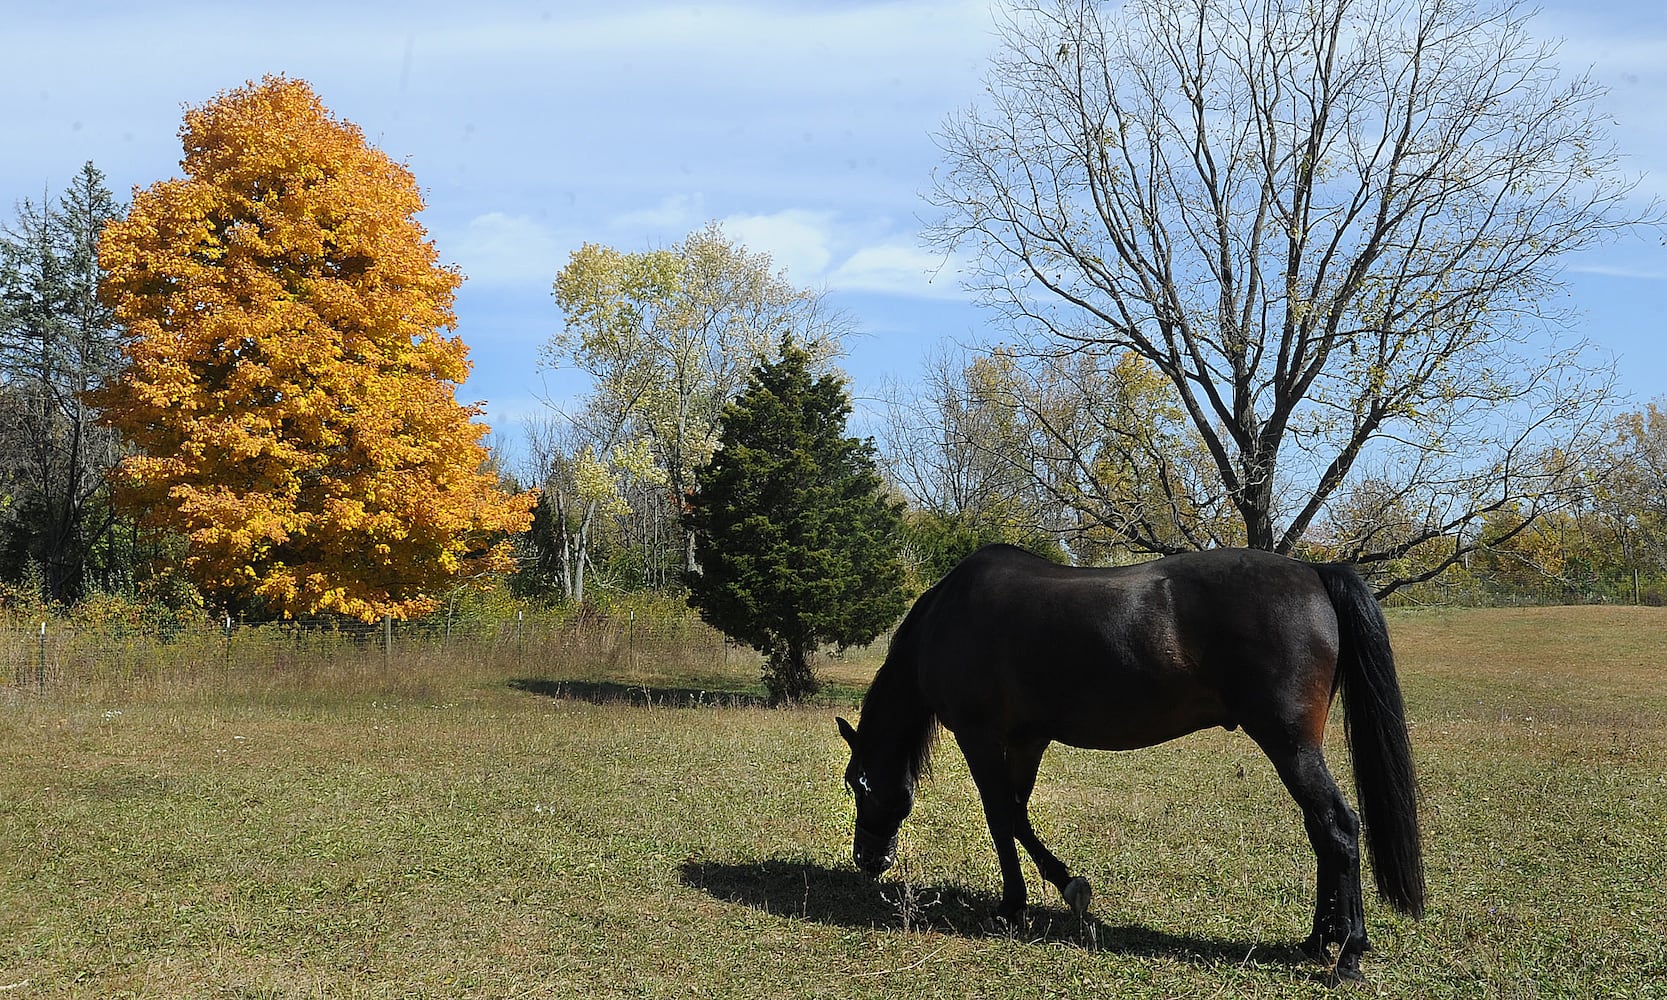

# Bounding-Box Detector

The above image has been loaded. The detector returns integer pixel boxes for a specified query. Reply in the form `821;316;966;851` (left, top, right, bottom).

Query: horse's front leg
956;734;1030;927
1007;740;1091;917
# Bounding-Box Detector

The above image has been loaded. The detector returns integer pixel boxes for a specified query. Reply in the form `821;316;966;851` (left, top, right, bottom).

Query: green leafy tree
1593;403;1667;604
684;340;907;704
546;224;848;581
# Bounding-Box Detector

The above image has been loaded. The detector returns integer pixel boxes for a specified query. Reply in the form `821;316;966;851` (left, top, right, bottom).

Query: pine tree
0;162;126;600
684;340;907;704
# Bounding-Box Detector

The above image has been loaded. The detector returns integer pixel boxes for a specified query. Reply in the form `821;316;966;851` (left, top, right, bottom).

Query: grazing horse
837;545;1424;981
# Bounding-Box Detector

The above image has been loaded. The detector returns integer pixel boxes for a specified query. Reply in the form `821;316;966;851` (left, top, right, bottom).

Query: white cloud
829;242;967;300
715;208;973;301
612;193;706;234
1566;262;1667;281
452;203;971;304
450;212;569;286
720;209;837;283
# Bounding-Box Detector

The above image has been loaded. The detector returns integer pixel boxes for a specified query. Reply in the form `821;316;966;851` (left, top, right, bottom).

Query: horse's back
910;546;1340;750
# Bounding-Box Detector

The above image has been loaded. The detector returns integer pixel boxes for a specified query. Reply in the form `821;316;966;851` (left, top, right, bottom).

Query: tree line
3;0;1665;701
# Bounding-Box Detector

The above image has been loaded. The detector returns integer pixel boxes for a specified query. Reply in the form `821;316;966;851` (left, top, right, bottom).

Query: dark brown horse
837;544;1424;981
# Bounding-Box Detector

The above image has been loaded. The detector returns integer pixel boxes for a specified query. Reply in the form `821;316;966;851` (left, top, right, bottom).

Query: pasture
1;606;1663;998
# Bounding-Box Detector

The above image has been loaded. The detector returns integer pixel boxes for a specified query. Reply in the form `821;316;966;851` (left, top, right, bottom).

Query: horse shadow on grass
508;677;769;710
676;857;1313;974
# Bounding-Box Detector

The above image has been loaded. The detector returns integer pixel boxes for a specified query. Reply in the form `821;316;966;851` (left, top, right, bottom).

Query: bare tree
883;341;1240;562
928;0;1653;592
877;343;1036;523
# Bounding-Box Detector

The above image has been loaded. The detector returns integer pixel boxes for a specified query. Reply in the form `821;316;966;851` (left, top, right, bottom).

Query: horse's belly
1049;707;1228;752
935;670;1233;752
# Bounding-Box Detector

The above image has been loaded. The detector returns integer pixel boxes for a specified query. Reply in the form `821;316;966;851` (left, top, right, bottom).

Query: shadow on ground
677;857;1312;973
508;677;769;709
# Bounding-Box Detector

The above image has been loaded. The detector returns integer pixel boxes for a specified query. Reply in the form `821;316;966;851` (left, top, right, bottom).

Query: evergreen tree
0;162;127;601
684;340;907;704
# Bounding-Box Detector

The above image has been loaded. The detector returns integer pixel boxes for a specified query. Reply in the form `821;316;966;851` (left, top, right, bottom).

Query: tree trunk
763;638;819;706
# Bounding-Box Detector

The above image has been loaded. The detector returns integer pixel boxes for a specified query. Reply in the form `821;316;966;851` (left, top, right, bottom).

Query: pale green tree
517;413;669;602
545;224;848;579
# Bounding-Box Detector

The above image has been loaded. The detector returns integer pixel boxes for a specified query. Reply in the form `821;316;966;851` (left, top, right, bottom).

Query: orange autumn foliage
92;76;533;621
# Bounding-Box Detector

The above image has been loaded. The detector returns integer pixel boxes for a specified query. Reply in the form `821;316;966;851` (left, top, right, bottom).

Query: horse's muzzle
853;829;897;877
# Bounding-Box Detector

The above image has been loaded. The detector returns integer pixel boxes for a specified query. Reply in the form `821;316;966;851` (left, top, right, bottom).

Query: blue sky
6;0;1665;450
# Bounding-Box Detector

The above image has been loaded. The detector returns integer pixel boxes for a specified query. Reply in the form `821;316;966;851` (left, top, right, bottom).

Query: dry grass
1389;605;1667;725
0;606;1661;997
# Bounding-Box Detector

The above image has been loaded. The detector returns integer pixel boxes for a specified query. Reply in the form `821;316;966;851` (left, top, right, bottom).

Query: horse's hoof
1303;934;1368;988
989;907;1028;934
1299;932;1329;963
1062;877;1092;916
1327;961;1367;987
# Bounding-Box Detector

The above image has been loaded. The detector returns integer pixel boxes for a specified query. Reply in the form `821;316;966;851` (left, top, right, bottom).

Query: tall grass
0;605;777;707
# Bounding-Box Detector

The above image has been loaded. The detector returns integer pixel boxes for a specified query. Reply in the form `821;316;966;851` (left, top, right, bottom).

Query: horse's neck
865;650;935;778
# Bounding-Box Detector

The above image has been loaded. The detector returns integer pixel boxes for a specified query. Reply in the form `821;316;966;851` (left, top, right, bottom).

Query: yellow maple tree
92;76;533;621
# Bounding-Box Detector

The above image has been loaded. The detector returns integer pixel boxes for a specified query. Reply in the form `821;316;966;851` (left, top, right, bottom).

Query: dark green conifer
684;339;906;704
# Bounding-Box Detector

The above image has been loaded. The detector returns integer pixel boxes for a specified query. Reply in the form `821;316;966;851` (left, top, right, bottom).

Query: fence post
517;610;524;668
38;621;47;688
383;614;392;670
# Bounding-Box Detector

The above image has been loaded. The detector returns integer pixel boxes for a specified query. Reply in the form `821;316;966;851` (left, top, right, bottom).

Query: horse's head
837;715;913;877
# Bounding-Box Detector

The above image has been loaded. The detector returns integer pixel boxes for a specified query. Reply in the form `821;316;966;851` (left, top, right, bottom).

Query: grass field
1;606;1663;998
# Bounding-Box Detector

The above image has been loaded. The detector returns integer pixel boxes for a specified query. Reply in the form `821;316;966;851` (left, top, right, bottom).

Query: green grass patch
0;607;1662;997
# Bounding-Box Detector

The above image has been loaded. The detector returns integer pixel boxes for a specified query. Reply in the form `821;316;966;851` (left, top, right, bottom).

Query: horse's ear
837;716;858;749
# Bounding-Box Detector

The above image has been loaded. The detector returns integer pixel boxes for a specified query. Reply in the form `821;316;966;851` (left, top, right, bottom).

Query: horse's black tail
1316;563;1426;919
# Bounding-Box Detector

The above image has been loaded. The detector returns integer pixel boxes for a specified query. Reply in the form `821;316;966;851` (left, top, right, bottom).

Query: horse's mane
859;586;941;783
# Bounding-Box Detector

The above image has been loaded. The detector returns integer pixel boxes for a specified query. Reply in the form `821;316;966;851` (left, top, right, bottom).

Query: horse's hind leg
1006;740;1092;917
1255;738;1369;981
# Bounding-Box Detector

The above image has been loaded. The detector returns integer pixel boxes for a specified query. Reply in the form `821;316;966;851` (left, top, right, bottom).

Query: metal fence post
38;621;47;688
